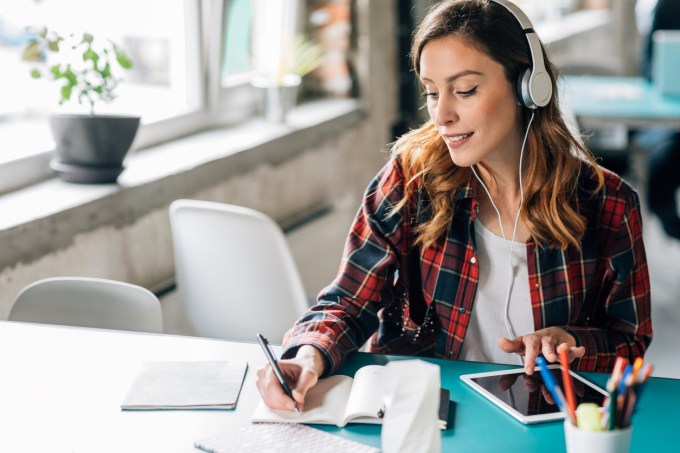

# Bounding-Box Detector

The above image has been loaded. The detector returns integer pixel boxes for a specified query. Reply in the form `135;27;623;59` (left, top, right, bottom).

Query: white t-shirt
458;218;534;365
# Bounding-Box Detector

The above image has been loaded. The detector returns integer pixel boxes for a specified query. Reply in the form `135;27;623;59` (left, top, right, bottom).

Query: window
0;0;310;193
222;0;253;79
0;0;200;132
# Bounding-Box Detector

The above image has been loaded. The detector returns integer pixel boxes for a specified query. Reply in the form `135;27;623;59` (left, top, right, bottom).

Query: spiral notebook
194;423;379;453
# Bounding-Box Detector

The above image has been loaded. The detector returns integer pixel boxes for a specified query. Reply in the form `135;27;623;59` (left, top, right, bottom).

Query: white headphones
491;0;553;109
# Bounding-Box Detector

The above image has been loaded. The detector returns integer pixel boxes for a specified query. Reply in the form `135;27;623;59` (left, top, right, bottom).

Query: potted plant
251;35;324;123
22;27;137;183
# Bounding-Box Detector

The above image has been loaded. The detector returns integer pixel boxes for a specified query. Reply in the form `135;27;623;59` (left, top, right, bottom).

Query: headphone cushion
518;68;534;108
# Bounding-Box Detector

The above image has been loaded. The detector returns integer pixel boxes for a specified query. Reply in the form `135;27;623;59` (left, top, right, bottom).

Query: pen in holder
548;355;653;453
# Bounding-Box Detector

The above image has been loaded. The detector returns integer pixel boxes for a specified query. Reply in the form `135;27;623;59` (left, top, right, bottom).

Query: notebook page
194;423;380;453
251;374;352;425
344;365;389;423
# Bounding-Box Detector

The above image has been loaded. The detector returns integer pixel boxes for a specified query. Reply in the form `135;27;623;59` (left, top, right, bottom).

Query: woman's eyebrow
420;69;483;84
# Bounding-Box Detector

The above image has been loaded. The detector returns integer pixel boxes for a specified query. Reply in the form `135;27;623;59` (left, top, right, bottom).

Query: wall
0;0;398;317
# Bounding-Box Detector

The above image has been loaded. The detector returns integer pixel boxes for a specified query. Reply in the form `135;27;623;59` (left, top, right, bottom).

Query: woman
257;0;652;412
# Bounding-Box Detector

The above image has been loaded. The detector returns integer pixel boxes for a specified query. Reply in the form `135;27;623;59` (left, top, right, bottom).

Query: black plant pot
49;114;141;183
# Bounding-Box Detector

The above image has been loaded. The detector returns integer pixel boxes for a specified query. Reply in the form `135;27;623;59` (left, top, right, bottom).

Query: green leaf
30;69;42;79
100;62;111;78
63;66;78;85
48;39;60;52
50;64;63;78
21;41;42;61
82;33;94;44
38;26;48;39
60;84;72;102
83;47;99;64
290;35;324;77
113;45;133;69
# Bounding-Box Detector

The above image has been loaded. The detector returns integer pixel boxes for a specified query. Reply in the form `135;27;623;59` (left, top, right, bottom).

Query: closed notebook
121;360;248;410
251;364;449;429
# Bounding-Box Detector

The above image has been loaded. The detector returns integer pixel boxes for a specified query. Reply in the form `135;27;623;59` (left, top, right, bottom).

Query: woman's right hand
255;345;326;412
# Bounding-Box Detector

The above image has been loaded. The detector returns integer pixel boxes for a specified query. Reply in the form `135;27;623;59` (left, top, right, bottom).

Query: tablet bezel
460;365;607;424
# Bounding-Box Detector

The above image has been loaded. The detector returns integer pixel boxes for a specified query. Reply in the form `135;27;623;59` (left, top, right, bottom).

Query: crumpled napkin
381;359;441;453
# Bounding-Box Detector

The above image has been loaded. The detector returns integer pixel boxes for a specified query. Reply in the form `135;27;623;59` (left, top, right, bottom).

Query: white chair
169;199;309;343
8;277;163;333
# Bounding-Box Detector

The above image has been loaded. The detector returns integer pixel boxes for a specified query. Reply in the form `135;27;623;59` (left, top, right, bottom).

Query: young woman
256;0;652;412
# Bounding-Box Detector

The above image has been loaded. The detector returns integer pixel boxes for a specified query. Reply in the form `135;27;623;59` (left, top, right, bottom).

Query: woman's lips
443;132;473;148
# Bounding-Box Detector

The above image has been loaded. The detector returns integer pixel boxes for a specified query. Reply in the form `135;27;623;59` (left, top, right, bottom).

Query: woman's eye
423;91;438;99
457;86;478;98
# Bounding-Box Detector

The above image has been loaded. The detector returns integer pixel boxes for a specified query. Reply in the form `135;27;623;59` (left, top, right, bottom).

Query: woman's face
419;35;522;168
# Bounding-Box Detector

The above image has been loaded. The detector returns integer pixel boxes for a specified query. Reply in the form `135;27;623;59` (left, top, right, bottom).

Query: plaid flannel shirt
282;157;652;375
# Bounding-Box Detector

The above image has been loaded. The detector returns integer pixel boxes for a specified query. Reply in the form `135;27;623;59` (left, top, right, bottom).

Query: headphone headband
490;0;553;108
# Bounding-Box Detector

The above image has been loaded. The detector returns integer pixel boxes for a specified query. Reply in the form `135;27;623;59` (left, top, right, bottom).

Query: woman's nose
432;94;459;127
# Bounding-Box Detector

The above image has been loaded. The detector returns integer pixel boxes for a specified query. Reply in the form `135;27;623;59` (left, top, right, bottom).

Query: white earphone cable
470;111;535;355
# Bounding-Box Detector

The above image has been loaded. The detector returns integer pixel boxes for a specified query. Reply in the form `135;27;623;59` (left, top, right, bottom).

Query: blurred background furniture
169;199;309;343
8;276;163;333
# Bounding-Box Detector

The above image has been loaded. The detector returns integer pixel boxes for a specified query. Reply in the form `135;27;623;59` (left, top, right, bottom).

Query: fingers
568;346;586;362
523;336;541;375
291;367;319;412
540;336;559;363
255;358;321;413
501;328;584;375
498;337;525;354
255;363;302;412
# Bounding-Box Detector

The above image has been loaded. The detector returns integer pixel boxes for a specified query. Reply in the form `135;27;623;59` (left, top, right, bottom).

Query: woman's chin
447;149;478;168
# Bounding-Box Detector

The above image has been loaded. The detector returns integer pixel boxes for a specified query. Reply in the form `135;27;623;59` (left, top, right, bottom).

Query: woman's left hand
498;327;586;375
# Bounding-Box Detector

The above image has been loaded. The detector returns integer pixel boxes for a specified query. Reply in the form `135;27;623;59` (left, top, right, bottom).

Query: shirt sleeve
564;189;653;372
280;158;408;375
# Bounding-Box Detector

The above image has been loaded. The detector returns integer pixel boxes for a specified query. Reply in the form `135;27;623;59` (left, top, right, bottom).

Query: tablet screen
468;367;606;418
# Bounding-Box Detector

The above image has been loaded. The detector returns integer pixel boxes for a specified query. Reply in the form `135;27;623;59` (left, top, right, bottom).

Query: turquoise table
1;321;676;452
315;352;679;453
562;76;680;130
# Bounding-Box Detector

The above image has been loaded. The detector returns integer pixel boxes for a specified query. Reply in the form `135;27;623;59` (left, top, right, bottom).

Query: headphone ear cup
517;67;534;109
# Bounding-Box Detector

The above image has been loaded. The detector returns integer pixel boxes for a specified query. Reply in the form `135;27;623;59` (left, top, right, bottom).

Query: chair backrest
8;277;163;333
169;199;309;343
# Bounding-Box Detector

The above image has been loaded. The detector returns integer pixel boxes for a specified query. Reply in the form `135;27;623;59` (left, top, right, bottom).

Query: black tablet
460;365;607;424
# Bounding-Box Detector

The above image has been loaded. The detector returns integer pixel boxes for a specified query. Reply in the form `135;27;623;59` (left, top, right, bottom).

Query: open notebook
121;360;248;410
251;364;449;429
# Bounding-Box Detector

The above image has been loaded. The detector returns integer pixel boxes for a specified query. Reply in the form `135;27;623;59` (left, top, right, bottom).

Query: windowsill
0;98;363;235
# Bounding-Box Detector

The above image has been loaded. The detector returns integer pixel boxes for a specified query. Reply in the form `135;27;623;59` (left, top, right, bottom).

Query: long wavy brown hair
391;0;604;250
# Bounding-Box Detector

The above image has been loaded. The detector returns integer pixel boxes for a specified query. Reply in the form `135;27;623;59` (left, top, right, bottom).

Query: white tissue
381;360;441;453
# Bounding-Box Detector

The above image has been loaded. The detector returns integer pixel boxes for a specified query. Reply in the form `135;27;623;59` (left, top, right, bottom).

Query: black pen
256;333;300;413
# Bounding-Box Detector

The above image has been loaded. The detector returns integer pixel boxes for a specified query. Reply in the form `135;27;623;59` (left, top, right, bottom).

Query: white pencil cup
564;421;632;453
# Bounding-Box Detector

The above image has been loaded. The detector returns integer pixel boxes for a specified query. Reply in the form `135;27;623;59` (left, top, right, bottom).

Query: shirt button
470;256;477;264
535;282;540;288
459;307;466;314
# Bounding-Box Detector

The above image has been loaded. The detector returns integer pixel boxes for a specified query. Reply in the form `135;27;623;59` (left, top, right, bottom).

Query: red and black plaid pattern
282;158;652;375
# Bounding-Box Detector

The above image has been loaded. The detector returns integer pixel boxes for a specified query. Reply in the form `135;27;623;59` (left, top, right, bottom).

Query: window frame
0;0;267;195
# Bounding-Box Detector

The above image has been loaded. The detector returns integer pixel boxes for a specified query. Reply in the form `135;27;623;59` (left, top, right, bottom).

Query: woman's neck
473;157;530;243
